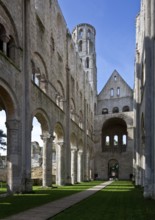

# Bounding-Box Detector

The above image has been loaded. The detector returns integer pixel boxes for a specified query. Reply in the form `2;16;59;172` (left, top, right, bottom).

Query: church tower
72;23;97;94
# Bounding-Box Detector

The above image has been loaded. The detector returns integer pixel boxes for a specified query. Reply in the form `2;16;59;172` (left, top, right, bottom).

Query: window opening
78;41;82;52
79;29;83;38
106;136;110;146
102;108;108;114
117;87;120;96
114;135;118;146
86;57;89;68
110;88;114;97
87;29;91;38
123;135;127;145
113;107;119;113
122;106;130;112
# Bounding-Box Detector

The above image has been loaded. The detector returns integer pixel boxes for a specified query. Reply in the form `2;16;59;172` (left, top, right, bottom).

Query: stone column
143;0;154;198
77;150;83;183
60;142;65;185
55;142;65;185
71;148;76;184
6;120;22;193
85;152;90;181
74;149;77;183
41;133;52;187
151;0;155;200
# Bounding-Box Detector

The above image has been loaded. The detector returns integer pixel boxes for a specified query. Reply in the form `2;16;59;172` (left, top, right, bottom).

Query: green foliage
0;129;6;150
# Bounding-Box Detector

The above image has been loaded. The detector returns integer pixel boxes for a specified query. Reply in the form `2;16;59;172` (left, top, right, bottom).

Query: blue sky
58;0;140;93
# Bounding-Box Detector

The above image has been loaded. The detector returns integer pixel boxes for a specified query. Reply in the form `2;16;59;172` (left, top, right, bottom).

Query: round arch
53;122;65;185
31;52;48;93
78;139;83;151
0;80;19;119
70;133;77;149
108;159;119;179
0;81;21;193
32;108;50;135
102;117;127;152
53;122;64;142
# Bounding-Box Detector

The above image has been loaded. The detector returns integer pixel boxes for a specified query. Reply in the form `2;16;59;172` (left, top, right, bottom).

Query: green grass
0;181;103;219
50;181;155;220
0;182;7;194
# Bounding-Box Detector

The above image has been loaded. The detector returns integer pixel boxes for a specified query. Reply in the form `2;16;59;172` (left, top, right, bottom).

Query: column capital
71;146;77;152
78;150;83;154
6;119;20;130
41;133;54;141
0;34;10;43
57;141;65;147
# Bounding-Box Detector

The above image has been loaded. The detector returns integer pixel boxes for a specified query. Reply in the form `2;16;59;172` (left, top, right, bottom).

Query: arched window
86;57;89;68
122;106;130;112
106;136;110;146
79;29;83;38
102;108;108;114
7;36;15;62
0;24;7;53
102;118;127;153
114;135;118;146
78;41;82;52
88;41;93;54
113;107;119;113
110;88;114;97
122;135;127;145
117;87;120;96
87;29;91;38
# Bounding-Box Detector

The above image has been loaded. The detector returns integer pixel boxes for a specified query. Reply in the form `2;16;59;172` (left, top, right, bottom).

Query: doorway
108;159;119;179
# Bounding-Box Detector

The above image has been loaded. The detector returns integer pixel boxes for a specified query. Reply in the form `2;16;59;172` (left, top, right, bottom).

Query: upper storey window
102;108;108;114
0;24;6;51
117;87;120;96
122;106;130;112
86;57;89;68
87;29;91;38
0;24;16;62
113;107;119;113
79;29;83;38
78;41;82;52
114;75;117;81
110;88;114;97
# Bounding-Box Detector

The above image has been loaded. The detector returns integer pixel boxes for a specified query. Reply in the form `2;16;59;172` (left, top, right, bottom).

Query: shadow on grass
49;182;155;220
0;181;103;219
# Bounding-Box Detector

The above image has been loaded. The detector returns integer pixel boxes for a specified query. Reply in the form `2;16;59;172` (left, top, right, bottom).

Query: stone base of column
143;184;153;199
65;176;72;185
24;178;33;192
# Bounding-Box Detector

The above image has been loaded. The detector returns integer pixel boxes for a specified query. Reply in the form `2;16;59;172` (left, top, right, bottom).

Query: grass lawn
0;181;103;219
50;181;155;220
0;182;7;194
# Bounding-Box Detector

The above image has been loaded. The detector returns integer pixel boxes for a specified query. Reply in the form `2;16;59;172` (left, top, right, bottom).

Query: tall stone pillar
77;150;83;182
84;152;90;181
71;148;77;184
56;142;65;185
151;0;155;199
144;0;153;198
41;133;52;187
6;120;22;193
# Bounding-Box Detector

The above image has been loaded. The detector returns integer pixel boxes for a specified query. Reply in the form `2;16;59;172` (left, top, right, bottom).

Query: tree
0;129;7;150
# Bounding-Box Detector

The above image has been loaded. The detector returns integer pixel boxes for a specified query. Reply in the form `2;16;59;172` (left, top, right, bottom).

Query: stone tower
72;23;97;94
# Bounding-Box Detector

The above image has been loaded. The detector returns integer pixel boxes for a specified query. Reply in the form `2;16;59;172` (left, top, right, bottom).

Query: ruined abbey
0;0;155;200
